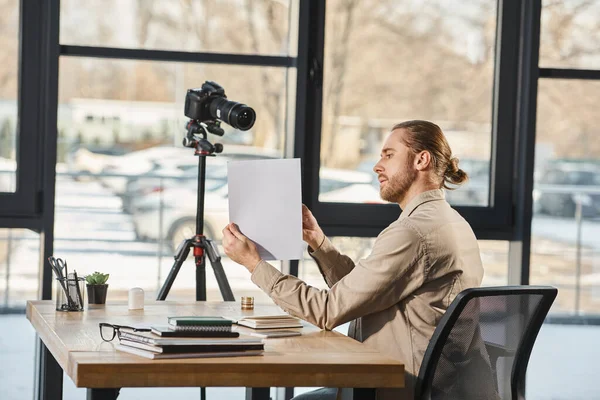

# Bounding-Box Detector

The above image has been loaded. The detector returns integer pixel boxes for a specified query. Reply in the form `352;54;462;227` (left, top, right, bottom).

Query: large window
319;0;496;207
532;0;600;319
0;0;19;194
1;1;298;398
55;57;292;301
9;1;600;399
524;4;600;400
0;228;39;400
52;0;298;304
531;79;600;315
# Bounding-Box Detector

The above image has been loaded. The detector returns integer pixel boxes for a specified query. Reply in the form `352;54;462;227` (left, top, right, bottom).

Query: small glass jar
55;276;85;312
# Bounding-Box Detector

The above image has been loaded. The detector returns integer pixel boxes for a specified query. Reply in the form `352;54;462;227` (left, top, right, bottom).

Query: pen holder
55;277;85;312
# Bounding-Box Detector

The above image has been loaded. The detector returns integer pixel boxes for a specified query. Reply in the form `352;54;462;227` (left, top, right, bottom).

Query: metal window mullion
539;68;600;80
508;0;542;287
37;0;60;301
295;0;325;210
33;1;62;399
489;0;523;230
60;45;297;67
291;0;325;280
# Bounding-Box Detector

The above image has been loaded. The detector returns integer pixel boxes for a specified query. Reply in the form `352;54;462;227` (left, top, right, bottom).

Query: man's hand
302;204;325;251
222;223;262;273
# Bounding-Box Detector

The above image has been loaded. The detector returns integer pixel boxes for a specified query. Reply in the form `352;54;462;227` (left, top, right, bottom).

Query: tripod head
182;120;224;156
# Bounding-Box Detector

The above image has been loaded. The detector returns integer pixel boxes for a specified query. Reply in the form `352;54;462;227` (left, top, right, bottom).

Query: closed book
118;330;263;347
116;344;264;360
119;339;264;354
236;315;303;330
151;326;239;338
168;316;233;327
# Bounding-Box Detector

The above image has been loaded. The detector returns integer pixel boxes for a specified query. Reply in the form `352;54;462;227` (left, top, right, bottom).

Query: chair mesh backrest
424;292;546;400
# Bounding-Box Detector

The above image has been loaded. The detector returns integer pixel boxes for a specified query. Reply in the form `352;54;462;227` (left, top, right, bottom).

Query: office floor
1;314;598;400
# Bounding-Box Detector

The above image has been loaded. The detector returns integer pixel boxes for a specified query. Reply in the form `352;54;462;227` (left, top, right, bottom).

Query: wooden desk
27;300;404;400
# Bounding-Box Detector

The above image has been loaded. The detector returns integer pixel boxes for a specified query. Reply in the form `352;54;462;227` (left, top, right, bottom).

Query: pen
60;259;77;310
73;270;84;309
63;259;69;281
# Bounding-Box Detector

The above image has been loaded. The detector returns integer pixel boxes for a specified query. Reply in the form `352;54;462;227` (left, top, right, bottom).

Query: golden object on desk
241;296;254;310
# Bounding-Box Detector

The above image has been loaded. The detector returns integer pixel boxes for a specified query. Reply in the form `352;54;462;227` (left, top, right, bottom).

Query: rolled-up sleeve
251;221;426;330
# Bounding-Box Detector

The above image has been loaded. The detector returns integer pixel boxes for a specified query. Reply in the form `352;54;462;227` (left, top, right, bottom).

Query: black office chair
414;286;557;400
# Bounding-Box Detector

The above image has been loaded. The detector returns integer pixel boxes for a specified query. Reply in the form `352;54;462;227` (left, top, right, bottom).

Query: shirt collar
399;189;446;218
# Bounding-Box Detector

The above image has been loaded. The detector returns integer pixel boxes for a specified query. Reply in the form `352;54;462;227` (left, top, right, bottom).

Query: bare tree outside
320;0;497;168
54;0;291;149
0;0;18;165
0;0;18;99
1;0;599;156
537;0;600;158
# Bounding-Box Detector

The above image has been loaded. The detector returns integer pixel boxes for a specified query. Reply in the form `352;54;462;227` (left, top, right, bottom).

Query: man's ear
414;151;431;171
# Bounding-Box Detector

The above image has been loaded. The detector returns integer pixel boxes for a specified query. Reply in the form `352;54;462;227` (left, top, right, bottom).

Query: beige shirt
251;189;483;399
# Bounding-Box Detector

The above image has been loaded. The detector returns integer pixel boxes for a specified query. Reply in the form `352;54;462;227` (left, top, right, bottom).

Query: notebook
119;339;264;354
118;330;262;346
116;344;264;360
168;316;234;331
151;326;239;338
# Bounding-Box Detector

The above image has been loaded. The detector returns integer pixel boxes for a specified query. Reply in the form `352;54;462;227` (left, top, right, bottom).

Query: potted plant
86;272;109;304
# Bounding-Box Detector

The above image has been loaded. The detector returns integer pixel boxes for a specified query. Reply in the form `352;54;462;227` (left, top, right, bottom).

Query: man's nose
373;161;383;174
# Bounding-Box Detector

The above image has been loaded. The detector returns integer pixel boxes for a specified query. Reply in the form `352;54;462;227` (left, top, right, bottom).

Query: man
222;120;484;400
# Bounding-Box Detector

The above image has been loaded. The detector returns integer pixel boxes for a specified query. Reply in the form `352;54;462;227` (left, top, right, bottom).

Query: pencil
73;270;84;309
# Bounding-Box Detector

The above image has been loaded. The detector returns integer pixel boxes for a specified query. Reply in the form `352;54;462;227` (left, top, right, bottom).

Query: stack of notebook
116;316;264;359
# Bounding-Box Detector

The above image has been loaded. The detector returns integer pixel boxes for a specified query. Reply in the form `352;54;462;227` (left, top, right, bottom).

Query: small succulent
85;271;110;285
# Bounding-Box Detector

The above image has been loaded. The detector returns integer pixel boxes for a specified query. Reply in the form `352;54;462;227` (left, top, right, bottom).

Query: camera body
184;81;256;131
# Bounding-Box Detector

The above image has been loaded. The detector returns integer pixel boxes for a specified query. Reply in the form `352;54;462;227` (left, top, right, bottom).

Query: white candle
128;287;145;310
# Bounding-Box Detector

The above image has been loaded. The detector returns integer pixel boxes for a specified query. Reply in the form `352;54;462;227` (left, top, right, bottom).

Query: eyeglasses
99;323;151;342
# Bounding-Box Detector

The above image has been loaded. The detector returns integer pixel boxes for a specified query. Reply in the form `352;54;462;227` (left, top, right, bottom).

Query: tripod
157;120;235;302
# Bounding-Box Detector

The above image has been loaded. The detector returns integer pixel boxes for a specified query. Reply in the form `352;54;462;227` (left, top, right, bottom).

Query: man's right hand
302;204;325;251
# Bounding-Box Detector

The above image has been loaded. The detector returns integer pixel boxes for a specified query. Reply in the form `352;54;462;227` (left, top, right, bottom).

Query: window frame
525;1;600;316
0;0;46;221
298;0;522;241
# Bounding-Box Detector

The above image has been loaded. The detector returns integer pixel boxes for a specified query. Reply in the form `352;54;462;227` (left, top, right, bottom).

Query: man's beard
380;159;417;203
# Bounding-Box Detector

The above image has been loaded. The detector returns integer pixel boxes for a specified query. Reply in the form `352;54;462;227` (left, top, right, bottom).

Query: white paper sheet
227;158;303;261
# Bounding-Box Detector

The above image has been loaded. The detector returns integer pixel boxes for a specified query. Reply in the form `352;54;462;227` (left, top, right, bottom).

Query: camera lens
209;97;256;131
231;106;256;131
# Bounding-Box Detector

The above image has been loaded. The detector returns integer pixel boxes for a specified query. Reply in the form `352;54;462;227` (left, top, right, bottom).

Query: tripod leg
157;239;193;300
207;257;235;301
204;238;235;301
196;254;207;301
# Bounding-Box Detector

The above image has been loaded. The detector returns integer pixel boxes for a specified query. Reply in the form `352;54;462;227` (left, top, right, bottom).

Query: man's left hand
222;223;262;273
